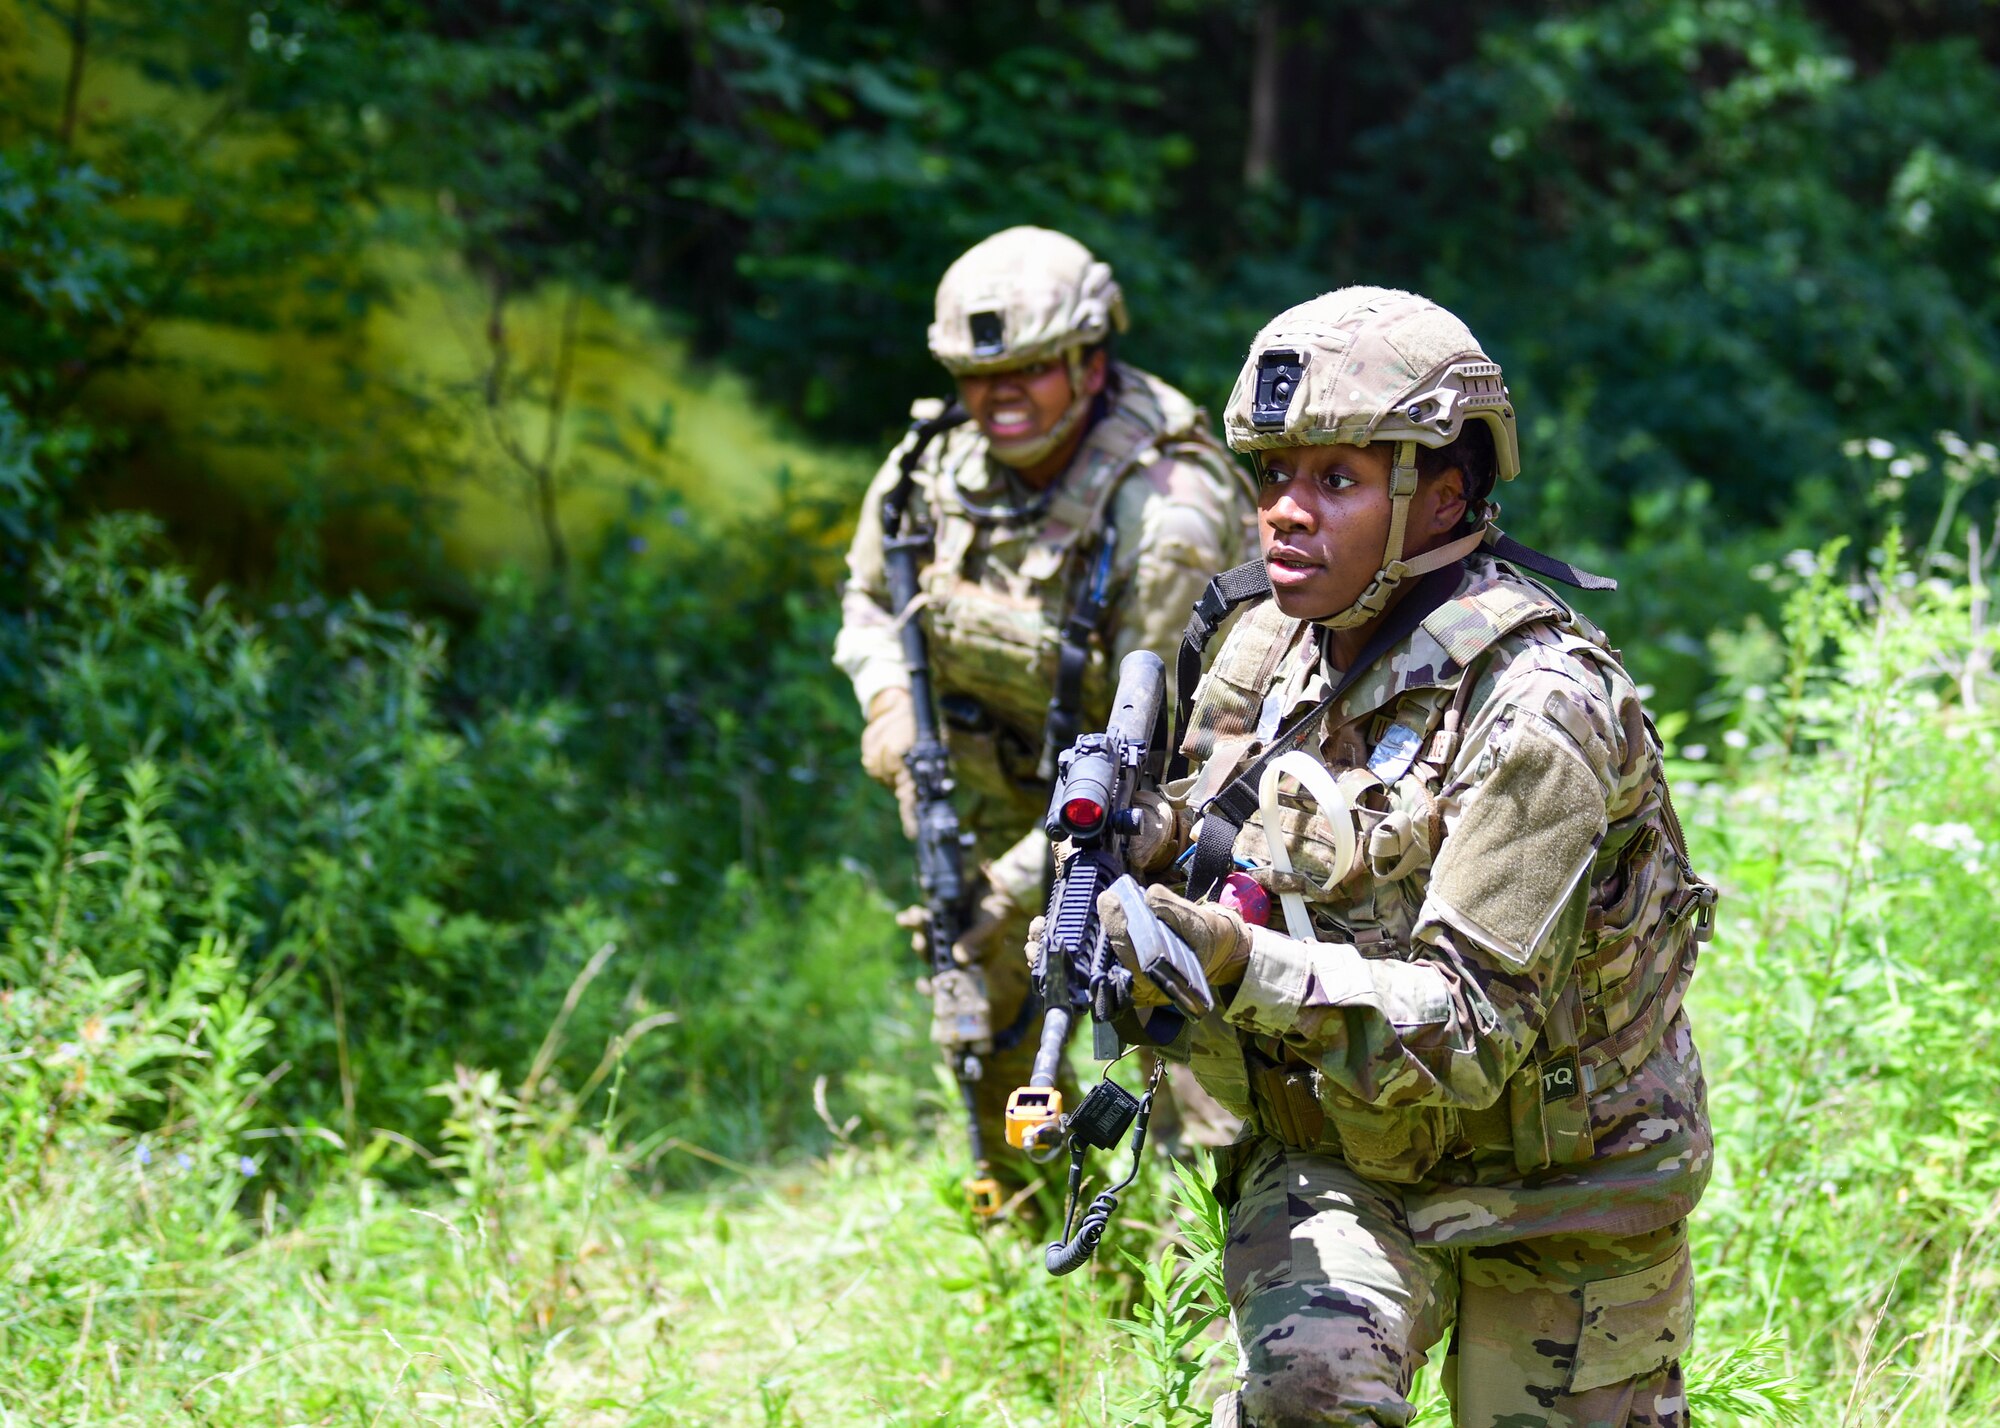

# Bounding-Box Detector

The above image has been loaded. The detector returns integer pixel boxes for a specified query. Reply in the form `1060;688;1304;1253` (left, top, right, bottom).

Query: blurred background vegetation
3;0;2000;1421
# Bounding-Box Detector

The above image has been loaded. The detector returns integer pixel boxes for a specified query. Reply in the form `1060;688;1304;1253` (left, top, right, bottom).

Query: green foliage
1678;531;2000;1422
1109;1152;1231;1427
0;504;921;1165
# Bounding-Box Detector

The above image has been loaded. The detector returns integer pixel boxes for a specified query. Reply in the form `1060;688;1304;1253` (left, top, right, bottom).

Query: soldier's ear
1425;463;1467;538
1082;347;1110;397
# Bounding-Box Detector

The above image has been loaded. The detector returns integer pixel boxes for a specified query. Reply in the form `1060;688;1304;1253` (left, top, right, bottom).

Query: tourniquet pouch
1501;1042;1596;1174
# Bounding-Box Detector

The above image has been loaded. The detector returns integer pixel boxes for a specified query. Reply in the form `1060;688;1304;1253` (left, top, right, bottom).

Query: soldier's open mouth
1266;547;1321;585
986;405;1034;436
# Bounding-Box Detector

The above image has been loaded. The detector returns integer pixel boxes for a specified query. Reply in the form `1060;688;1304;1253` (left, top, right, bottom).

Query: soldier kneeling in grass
1077;288;1715;1427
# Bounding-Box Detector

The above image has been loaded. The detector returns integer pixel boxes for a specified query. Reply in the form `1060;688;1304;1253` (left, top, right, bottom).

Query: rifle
1006;649;1213;1274
880;402;1002;1217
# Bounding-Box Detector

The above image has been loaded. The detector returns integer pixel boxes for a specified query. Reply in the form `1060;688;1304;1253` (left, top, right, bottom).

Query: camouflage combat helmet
1223;287;1518;627
928;226;1129;469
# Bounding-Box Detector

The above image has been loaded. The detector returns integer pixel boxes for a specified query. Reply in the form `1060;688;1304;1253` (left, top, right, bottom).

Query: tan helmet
1223;287;1518;627
928;226;1127;376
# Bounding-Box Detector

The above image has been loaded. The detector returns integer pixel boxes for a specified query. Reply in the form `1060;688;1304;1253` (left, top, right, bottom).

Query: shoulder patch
1421;576;1567;668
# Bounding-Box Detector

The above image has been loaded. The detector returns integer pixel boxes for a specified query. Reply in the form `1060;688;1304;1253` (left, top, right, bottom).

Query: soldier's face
955;351;1105;448
1258;444;1465;621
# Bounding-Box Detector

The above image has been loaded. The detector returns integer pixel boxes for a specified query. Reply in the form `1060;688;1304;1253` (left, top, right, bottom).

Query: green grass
5;528;2000;1424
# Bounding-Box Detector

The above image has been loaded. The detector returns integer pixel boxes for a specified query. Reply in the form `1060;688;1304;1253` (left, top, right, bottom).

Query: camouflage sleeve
1223;640;1636;1110
1103;448;1256;688
830;441;918;714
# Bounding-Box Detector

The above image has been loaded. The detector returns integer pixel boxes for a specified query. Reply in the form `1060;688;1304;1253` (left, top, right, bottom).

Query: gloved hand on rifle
899;884;1014;969
860;687;920;838
1096;882;1253;1008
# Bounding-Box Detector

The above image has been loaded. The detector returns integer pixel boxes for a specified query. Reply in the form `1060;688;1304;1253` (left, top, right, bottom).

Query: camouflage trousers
1212;1140;1693;1428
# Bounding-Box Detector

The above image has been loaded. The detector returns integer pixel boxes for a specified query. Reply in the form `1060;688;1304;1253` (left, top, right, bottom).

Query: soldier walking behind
1082;287;1714;1425
834;226;1258;1208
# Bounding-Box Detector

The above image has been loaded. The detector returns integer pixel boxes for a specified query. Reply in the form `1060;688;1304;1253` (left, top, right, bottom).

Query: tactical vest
1178;568;1711;1185
915;367;1241;821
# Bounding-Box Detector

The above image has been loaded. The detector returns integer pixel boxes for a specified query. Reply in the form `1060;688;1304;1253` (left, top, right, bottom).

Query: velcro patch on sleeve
1422;716;1607;969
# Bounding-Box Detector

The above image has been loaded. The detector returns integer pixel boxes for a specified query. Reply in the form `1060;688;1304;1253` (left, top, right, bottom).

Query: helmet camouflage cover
928;226;1128;377
1222;286;1519;478
1223;287;1520;627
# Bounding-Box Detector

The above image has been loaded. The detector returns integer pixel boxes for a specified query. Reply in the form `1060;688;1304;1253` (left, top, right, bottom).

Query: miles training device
1008;649;1212;1274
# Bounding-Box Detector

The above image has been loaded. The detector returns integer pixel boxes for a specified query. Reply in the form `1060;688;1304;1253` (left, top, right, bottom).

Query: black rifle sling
882;401;972;541
1042;531;1118;779
1167;559;1275;783
1185;563;1468;902
1488;530;1617;593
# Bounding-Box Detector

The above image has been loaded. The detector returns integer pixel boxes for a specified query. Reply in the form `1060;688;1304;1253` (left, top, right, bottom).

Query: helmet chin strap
1315;440;1486;632
987;348;1094;471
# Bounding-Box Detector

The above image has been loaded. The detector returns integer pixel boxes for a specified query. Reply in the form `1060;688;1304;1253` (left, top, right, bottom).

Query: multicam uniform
1173;557;1710;1426
1112;288;1715;1427
836;343;1256;1178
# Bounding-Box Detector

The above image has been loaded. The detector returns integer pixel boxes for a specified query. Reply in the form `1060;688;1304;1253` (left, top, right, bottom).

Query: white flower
1909;822;1983;855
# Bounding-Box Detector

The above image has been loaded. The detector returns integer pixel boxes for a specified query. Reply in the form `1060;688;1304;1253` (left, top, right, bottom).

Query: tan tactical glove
899;880;1020;969
1125;789;1183;875
1097;882;1252;1008
860;687;919;838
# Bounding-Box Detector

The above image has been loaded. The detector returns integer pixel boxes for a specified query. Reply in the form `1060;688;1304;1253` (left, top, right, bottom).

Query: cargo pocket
1569;1238;1695;1394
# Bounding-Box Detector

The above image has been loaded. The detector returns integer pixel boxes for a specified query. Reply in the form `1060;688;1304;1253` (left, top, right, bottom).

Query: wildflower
135;1143;153;1167
238;1155;257;1176
1910;822;1983;855
175;1152;192;1172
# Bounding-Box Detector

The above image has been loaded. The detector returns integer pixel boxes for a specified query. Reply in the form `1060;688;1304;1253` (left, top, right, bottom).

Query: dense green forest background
4;0;2000;1421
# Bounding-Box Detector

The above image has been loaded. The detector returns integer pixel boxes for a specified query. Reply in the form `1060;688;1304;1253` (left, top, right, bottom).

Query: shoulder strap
1167;559;1273;782
1040;528;1119;778
882;400;973;541
1185;562;1468;901
1487;529;1617;593
1035;417;1180;773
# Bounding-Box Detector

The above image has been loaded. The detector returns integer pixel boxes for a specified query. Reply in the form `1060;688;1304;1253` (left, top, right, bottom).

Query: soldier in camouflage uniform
834;226;1257;1201
1086;288;1714;1424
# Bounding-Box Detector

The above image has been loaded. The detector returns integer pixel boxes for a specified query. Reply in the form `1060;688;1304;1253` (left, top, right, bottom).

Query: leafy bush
0;506;922;1167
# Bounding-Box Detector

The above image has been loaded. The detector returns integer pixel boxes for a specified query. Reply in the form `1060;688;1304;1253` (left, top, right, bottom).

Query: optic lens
1062;797;1106;832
